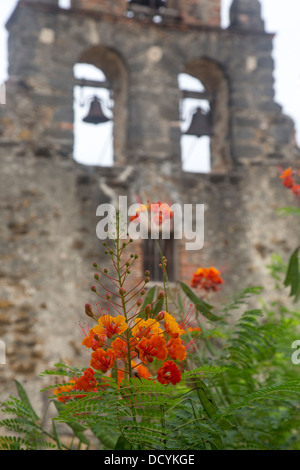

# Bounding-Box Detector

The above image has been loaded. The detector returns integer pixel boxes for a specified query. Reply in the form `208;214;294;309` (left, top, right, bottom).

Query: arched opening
126;0;171;23
128;1;167;8
73;63;113;166
73;46;128;167
179;58;230;173
179;73;211;173
58;0;71;9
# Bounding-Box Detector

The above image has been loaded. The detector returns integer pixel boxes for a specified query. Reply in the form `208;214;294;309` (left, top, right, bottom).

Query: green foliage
179;281;222;322
284;247;300;302
276;207;300;217
0;380;89;450
1;274;300;450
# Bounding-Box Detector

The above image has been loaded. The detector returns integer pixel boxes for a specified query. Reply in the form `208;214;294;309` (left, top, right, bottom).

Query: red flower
90;348;116;373
137;335;167;364
279;167;295;189
82;328;105;351
53;381;75;403
73;368;98;393
111;337;137;361
292;184;300;195
150;202;173;226
282;176;294;188
166;337;187;361
130;204;148;222
157;360;182;385
279;167;300;196
129;201;173;226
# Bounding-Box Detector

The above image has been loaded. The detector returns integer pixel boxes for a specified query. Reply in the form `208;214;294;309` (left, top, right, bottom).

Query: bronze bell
83;96;111;125
183;107;212;138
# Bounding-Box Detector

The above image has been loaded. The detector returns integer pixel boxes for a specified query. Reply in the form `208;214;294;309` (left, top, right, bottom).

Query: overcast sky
0;0;299;165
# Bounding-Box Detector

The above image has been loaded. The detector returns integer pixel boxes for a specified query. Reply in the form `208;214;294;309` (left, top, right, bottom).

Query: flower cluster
279;167;300;196
53;368;108;402
191;266;223;292
54;214;194;403
81;309;187;387
130;201;173;226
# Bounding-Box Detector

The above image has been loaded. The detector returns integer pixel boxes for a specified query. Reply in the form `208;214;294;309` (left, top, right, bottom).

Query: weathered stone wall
0;0;299;408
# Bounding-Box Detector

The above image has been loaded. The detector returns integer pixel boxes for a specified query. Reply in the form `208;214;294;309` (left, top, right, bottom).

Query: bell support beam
181;90;212;100
74;78;110;89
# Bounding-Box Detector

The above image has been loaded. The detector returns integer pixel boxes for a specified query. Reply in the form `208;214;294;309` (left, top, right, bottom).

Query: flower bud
156;311;165;321
91;285;97;292
94;273;99;280
137;298;142;307
85;303;94;317
144;277;150;284
158;290;164;299
106;292;111;300
144;270;150;277
145;304;152;315
119;287;127;296
93;262;98;268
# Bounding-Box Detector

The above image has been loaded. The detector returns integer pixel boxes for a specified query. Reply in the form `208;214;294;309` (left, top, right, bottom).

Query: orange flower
157;360;181;386
280;167;295;189
131;318;163;340
53;381;75;403
166;337;187;361
90;347;116;373
96;315;128;339
280;167;293;179
191;267;223;292
82;328;105;351
137;335;167;364
150;202;173;226
187;327;202;333
130;204;148;222
111;337;137;360
134;362;151;380
130;201;173;226
164;312;184;339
